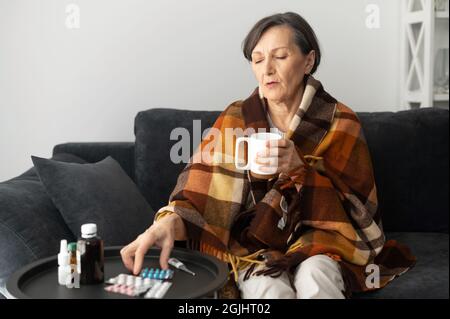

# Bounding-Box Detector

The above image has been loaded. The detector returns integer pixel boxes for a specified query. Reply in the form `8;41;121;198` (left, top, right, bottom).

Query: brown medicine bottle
77;223;104;284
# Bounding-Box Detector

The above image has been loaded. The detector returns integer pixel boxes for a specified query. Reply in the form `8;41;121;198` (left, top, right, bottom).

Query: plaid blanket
155;76;416;296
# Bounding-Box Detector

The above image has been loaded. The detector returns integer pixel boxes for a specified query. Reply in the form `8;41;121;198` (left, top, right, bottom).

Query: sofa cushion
0;153;84;297
353;232;449;299
32;155;153;246
135;108;448;232
52;142;136;182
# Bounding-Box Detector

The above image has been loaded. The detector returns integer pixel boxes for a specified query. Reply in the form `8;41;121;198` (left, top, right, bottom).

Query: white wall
0;0;401;182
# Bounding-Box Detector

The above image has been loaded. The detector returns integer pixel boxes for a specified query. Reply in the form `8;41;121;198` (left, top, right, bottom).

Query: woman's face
251;25;315;105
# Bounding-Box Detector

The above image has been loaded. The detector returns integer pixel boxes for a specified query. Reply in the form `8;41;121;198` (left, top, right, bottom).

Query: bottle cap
68;242;77;252
59;239;67;253
81;223;97;238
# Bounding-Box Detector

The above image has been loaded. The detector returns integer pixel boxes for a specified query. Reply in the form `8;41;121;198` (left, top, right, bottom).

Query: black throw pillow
31;155;153;246
0;153;85;296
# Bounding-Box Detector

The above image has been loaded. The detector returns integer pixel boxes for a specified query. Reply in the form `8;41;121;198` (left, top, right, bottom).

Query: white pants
237;254;346;299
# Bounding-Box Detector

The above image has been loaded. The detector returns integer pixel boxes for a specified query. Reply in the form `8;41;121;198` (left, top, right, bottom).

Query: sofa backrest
358;108;448;233
134;107;448;233
134;108;220;218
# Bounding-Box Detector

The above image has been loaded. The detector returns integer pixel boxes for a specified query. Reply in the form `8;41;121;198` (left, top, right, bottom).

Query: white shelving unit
400;0;449;109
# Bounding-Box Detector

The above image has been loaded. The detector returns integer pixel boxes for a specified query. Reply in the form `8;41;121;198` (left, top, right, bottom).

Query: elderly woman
121;12;415;299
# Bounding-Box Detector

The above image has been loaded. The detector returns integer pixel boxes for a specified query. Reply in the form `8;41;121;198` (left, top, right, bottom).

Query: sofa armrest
53;142;135;181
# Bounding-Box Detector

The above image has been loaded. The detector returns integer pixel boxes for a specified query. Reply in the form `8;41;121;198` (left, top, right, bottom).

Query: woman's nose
263;59;275;75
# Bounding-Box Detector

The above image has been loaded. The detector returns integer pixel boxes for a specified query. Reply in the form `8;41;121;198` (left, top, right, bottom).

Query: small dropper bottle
67;242;80;287
57;240;70;285
68;242;78;273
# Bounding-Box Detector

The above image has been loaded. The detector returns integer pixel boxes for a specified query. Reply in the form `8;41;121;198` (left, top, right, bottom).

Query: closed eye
254;56;287;64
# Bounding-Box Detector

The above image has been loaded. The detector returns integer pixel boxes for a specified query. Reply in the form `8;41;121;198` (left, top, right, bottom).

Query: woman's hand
120;213;187;275
255;139;304;174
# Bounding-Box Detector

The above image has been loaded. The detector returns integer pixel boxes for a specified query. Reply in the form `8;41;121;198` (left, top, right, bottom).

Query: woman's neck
266;82;305;132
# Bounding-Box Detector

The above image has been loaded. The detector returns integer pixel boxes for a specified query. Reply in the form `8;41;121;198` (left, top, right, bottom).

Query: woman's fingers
133;233;155;275
266;139;289;148
121;219;177;275
258;141;291;159
159;241;174;270
257;139;297;171
120;239;140;272
256;146;287;165
255;156;279;167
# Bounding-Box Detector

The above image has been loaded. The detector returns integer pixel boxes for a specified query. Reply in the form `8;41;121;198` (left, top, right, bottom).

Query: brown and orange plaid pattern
155;75;416;297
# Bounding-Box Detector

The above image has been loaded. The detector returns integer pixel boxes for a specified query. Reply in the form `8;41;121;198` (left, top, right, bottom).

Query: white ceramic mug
234;132;283;178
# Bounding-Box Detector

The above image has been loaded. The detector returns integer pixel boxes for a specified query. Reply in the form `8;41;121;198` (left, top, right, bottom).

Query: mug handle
235;137;250;170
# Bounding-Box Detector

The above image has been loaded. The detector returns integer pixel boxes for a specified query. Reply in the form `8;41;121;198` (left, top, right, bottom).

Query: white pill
145;282;163;299
126;276;134;287
143;278;152;288
117;275;126;285
135;277;142;287
154;282;172;299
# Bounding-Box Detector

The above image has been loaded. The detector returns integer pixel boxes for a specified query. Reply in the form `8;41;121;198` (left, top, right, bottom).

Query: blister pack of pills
105;273;173;298
139;268;174;280
143;281;173;299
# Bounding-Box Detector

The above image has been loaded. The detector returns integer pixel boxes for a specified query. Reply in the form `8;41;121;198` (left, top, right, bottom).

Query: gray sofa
0;107;448;299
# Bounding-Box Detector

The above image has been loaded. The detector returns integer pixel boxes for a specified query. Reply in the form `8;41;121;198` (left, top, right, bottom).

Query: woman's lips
265;82;279;88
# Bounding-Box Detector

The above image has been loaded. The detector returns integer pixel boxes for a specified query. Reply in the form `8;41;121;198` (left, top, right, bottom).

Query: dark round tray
6;246;229;299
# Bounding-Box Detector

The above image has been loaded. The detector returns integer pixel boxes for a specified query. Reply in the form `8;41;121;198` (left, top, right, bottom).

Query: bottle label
65;265;80;289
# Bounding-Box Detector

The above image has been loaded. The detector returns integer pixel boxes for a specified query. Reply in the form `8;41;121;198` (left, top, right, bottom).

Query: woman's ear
305;50;316;74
